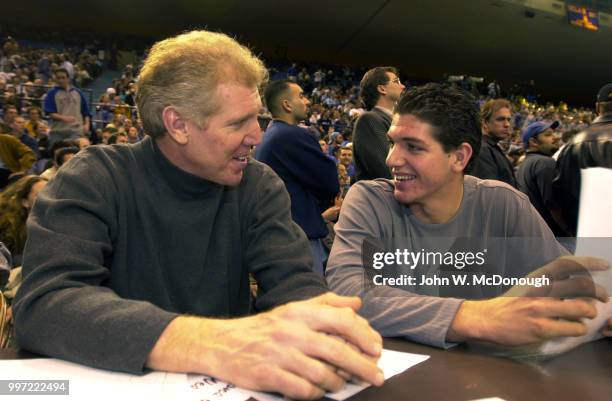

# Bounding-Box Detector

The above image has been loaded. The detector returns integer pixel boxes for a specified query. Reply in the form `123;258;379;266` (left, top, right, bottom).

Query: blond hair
136;30;268;138
480;99;512;122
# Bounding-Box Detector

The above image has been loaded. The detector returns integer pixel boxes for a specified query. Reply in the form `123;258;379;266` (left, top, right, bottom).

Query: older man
14;31;383;400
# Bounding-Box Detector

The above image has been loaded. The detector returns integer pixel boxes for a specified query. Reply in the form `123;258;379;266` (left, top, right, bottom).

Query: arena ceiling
4;0;612;105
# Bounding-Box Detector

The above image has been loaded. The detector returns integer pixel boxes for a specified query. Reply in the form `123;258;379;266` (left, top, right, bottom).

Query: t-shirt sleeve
12;153;178;373
326;182;463;348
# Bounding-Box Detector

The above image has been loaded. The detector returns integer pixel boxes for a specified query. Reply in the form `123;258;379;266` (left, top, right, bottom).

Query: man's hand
322;206;341;222
448;256;610;346
63;115;77;124
146;293;384;399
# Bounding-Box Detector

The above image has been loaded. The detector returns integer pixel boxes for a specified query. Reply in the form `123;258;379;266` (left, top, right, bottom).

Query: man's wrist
146;315;223;375
446;300;487;342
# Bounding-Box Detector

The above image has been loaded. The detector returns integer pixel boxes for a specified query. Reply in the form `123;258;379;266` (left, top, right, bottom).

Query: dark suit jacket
471;135;517;188
353;107;393;181
255;121;339;239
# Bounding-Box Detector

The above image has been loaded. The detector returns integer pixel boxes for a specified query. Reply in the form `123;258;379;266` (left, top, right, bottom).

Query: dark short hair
360;67;398;110
54;146;78;167
264;79;292;117
107;133;127;145
53;68;69;77
395;83;482;173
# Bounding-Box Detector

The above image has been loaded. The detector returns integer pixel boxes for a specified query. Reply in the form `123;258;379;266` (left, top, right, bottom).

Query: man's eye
407;144;422;152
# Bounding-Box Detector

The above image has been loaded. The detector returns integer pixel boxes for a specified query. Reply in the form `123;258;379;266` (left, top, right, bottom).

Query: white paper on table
1;348;429;401
1;358;188;401
538;167;612;356
239;348;430;401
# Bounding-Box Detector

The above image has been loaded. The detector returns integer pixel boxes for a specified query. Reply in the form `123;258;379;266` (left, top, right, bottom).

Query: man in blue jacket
257;80;339;275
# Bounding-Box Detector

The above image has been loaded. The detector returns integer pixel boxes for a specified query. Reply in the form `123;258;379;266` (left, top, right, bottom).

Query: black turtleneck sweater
13;136;326;373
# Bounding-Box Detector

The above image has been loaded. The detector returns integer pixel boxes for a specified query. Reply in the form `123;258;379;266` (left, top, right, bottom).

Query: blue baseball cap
522;120;559;146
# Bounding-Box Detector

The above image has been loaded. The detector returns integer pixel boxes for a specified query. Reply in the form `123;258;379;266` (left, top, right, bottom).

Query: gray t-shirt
326;176;567;347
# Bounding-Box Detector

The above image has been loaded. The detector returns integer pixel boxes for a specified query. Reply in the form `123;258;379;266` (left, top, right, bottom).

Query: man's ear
481;119;489;134
281;98;292;114
377;84;387;97
528;136;539;148
451;142;473;173
162;106;190;145
21;199;30;210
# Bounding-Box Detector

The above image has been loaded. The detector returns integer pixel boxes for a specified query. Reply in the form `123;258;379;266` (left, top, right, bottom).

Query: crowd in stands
1;28;611;396
0;30;604;273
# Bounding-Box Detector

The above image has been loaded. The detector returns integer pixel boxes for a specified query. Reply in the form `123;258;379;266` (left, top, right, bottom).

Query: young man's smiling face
386;114;460;206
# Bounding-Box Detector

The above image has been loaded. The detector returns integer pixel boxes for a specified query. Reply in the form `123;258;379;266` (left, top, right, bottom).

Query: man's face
127;127;139;139
383;72;405;103
178;83;263;186
285;83;310;122
117;135;129;144
28;109;40;121
319;140;328;154
54;72;70;88
533;129;559;156
11;116;25;135
4;107;17;123
483;107;512;142
102;131;113;144
386;114;457;206
339;149;353;167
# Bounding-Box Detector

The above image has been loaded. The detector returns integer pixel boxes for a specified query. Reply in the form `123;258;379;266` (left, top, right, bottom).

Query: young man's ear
162;106;189;145
451;143;473;173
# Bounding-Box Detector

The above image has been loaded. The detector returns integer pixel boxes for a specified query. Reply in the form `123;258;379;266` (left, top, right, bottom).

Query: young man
14;31;383;400
327;83;609;348
43;68;91;146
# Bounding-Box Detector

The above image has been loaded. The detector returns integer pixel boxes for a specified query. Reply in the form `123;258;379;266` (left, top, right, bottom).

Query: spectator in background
74;136;90;150
1;105;18;132
126;126;141;144
0;132;36;189
8;116;37;154
107;132;128;144
337;146;355;179
353;67;404;181
0;176;47;265
553;83;612;236
44;68;91;146
516;121;565;237
24;107;43;138
257;80;339;276
471;99;518;187
40;146;79;180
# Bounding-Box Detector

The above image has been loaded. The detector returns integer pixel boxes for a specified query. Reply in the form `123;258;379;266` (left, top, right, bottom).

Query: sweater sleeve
245;164;328;311
12;152;178;373
353;113;392;180
326;182;463;348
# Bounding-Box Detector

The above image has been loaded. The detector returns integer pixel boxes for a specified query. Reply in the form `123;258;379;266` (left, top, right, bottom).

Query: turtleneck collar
140;136;223;196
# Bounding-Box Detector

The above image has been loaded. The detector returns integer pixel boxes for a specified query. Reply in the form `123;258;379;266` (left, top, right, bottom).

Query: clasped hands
147;292;383;399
